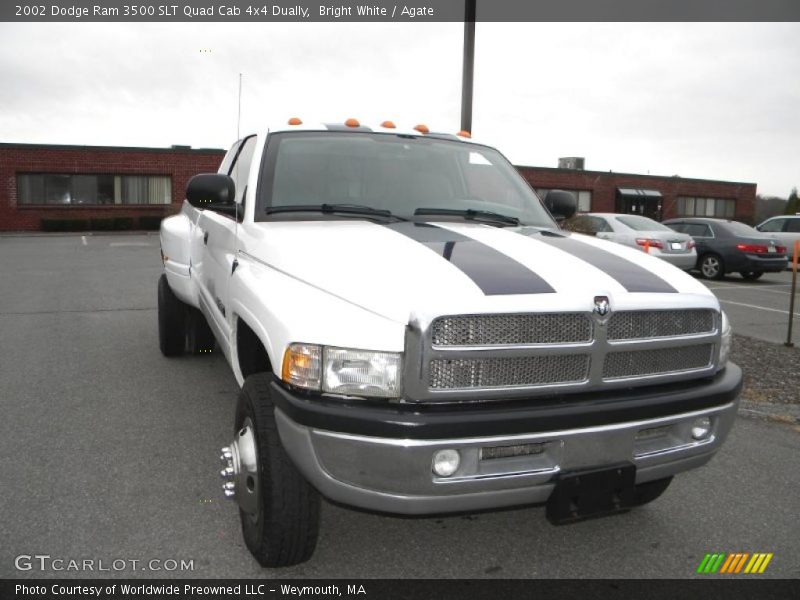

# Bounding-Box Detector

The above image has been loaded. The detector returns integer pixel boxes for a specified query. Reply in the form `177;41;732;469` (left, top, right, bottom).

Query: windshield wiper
413;207;520;226
265;204;405;221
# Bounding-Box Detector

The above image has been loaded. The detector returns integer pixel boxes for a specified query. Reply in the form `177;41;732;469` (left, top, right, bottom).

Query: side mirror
544;190;577;221
186;174;236;214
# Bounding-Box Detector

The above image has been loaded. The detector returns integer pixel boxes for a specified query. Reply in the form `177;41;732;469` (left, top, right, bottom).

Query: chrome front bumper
274;398;739;515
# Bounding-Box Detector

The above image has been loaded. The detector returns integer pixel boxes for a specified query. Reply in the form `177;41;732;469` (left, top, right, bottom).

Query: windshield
615;215;673;232
256;132;557;227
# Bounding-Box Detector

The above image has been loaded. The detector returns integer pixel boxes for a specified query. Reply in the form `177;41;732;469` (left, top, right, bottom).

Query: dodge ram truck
158;119;742;567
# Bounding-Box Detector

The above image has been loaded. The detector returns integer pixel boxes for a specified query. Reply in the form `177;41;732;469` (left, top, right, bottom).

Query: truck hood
242;220;717;323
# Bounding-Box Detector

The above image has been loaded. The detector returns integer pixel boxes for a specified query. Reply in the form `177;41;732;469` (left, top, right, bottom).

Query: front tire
158;274;187;356
699;254;725;280
235;373;320;567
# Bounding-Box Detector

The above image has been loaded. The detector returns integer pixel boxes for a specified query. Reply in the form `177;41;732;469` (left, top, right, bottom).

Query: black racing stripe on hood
384;222;555;295
534;232;678;293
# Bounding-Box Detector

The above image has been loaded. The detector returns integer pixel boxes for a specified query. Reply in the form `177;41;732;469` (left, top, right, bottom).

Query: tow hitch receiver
546;463;637;525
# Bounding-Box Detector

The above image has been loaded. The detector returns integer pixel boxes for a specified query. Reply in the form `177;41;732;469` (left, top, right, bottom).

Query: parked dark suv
663;217;788;280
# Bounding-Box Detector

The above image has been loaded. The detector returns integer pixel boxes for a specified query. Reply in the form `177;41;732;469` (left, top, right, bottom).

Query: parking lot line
718;298;800;317
706;286;792;295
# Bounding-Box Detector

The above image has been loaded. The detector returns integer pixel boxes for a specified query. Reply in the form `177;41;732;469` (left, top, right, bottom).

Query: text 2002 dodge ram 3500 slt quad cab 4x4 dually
158;120;742;567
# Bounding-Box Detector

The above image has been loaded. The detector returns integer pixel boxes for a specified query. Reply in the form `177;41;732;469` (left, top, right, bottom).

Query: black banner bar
4;0;800;23
0;579;796;600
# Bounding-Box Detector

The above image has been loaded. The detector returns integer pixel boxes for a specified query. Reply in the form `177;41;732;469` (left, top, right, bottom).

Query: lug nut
222;481;235;496
220;467;234;478
223;488;235;498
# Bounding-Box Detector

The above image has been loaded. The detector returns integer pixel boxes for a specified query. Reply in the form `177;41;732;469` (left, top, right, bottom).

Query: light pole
460;0;476;133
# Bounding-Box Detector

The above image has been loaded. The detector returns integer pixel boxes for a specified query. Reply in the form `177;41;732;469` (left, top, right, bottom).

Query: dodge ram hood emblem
593;296;610;316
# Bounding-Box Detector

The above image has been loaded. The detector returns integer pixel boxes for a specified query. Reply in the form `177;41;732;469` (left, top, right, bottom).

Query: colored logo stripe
697;552;773;574
697;553;727;573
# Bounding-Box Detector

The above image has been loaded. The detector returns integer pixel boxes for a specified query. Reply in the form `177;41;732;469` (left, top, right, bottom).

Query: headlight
719;310;732;366
281;343;403;398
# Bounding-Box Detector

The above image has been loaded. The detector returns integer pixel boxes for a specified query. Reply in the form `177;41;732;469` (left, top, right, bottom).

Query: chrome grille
431;313;592;346
607;310;715;340
603;344;714;379
429;355;590;389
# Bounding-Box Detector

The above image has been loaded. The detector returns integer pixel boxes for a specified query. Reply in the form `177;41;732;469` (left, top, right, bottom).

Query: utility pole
460;0;476;133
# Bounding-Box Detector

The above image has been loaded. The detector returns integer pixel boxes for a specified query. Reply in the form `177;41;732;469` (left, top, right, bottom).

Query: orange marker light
345;118;360;128
287;117;302;125
414;124;429;134
456;130;471;138
380;120;396;129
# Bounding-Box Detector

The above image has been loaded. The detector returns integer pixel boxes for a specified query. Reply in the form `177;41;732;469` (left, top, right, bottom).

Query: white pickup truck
158;120;742;567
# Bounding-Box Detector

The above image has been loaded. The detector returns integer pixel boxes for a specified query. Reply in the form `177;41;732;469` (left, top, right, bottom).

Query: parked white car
563;213;697;270
158;120;741;567
755;215;800;263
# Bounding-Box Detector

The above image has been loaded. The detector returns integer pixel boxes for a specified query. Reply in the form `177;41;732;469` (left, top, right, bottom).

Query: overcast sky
1;22;798;197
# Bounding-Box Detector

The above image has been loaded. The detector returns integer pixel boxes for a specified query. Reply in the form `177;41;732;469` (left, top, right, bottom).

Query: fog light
432;449;460;477
691;416;712;440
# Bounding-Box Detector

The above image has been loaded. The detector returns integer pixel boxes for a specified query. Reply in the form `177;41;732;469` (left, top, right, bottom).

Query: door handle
203;231;209;245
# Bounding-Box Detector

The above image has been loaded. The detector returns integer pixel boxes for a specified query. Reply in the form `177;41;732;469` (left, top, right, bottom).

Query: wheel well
236;318;272;379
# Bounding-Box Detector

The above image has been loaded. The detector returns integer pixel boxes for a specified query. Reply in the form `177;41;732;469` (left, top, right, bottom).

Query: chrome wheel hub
219;418;259;514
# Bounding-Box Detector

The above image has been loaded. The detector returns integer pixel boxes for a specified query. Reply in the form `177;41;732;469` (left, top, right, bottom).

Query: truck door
197;135;257;339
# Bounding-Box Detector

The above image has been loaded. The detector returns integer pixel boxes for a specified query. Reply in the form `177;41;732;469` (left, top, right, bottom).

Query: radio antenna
236;73;243;140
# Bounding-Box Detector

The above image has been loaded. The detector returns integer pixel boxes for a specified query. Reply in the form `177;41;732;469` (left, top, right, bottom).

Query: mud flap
546;463;637;525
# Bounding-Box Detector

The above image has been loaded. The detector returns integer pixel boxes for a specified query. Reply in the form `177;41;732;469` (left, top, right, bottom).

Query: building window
676;196;735;219
536;188;591;212
16;173;172;206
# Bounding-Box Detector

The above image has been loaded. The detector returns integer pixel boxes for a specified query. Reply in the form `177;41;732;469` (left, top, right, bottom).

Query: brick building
0;143;224;231
517;164;757;224
0;144;757;231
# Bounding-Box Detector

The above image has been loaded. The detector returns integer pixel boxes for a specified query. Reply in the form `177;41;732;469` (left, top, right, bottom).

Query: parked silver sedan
562;213;697;270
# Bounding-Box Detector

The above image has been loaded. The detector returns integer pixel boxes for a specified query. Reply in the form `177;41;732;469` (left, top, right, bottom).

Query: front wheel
699;254;725;280
740;271;763;281
228;373;321;567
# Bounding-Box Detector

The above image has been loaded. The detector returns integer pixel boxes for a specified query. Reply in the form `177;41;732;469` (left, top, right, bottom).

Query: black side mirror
544;190;577;221
186;174;236;215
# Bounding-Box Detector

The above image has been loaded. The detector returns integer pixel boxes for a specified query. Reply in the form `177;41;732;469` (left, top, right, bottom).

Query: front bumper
272;364;742;515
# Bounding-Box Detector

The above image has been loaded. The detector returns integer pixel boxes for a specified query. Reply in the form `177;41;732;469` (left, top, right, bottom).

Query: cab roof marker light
413;124;430;134
456;130;471;138
380;120;396;129
345;118;360;128
287;117;303;125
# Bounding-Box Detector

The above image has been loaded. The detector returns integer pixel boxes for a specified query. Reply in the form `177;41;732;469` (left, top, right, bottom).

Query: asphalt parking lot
1;233;798;579
700;270;800;346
